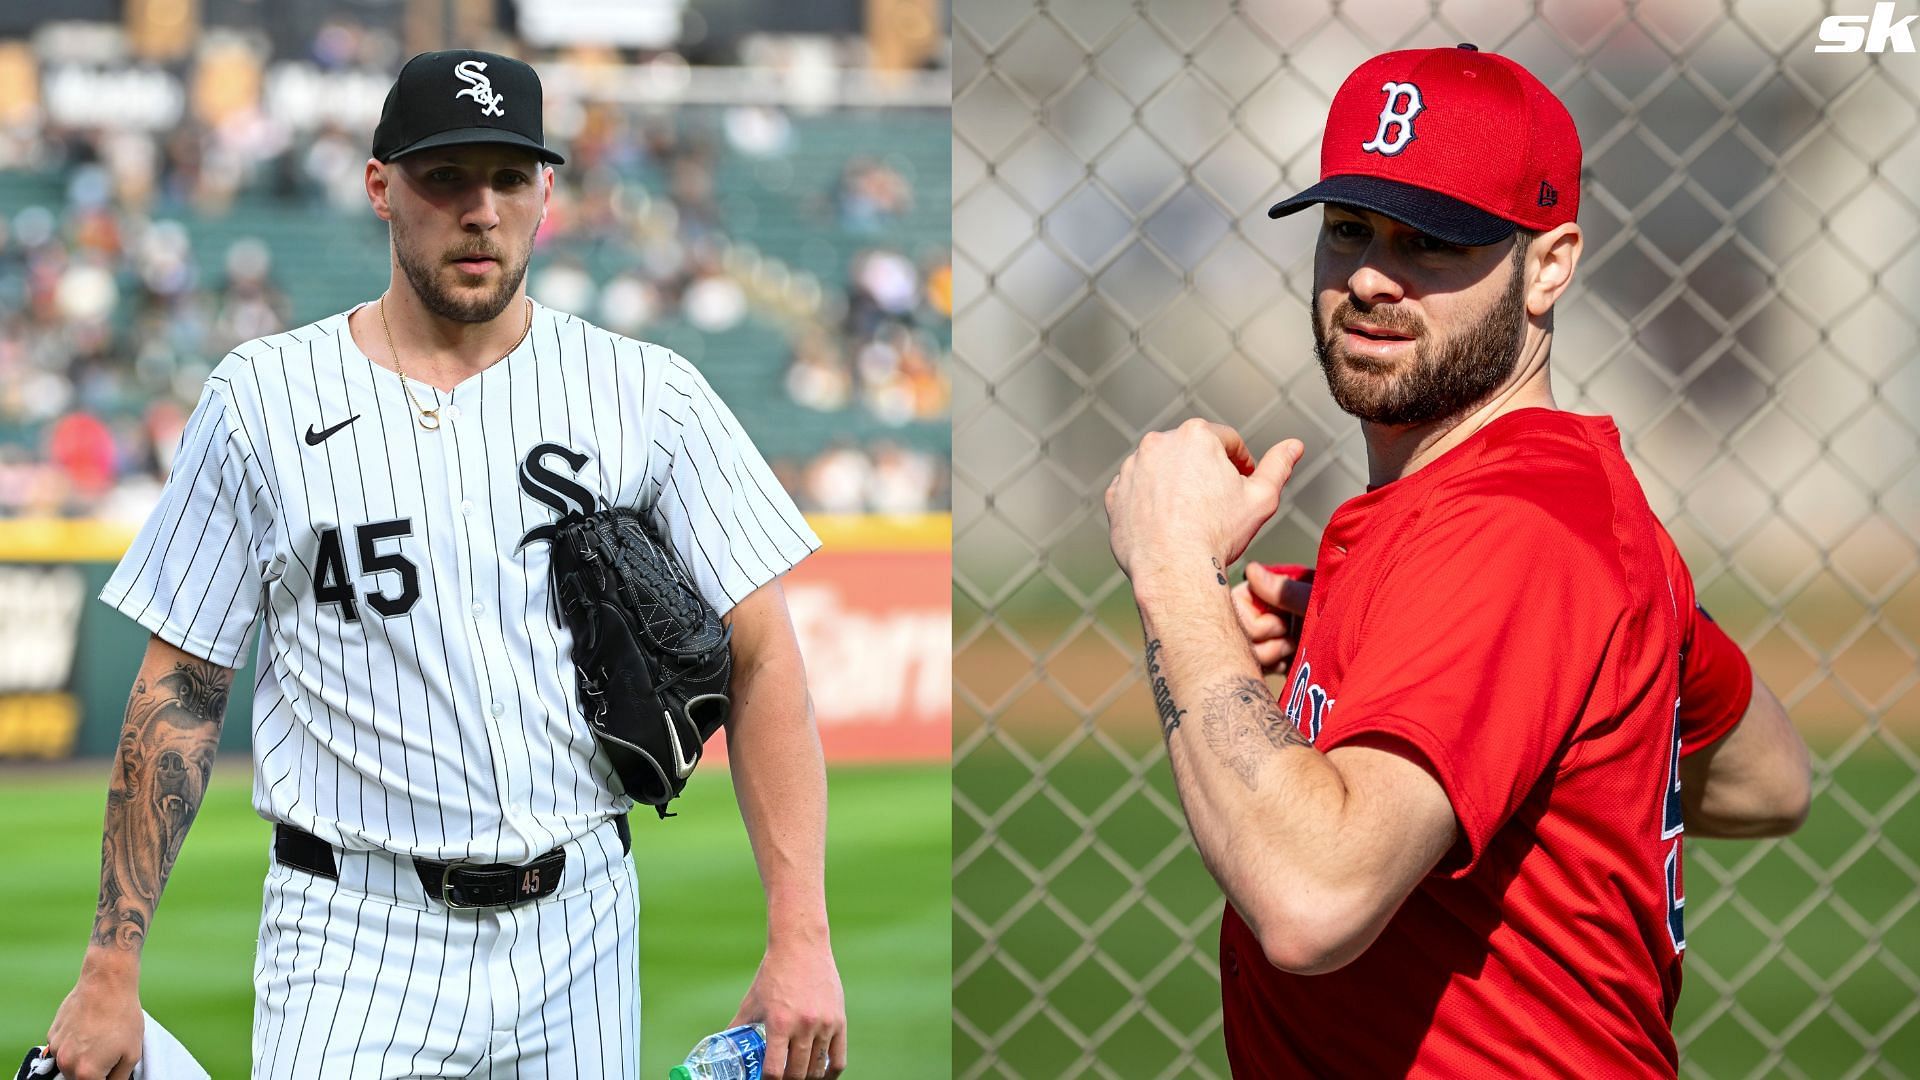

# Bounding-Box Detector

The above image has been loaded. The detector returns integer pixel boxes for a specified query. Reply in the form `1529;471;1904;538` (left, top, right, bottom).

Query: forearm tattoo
1212;557;1227;586
92;659;231;952
1145;638;1185;742
1202;675;1311;790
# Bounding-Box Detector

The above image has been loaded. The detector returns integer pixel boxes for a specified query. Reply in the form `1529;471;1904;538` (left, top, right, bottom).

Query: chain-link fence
953;1;1920;1076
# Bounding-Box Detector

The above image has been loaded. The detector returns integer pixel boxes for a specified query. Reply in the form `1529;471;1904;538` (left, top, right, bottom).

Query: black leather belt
273;816;631;909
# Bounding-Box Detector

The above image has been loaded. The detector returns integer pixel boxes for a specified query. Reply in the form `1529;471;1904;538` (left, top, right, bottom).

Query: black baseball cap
371;50;565;166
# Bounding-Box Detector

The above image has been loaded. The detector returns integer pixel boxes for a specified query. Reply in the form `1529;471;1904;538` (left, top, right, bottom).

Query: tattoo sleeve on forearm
1145;638;1185;742
1202;675;1311;790
92;659;231;952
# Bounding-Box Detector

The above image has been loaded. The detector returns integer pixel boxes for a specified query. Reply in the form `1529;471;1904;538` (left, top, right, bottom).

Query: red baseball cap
1268;44;1581;246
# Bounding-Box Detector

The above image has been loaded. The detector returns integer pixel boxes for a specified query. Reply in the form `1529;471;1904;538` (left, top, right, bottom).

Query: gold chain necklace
378;294;533;430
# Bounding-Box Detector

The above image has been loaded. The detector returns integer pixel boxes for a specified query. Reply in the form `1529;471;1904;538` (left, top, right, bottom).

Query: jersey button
443;404;462;421
471;601;485;616
490;701;505;717
461;500;474;516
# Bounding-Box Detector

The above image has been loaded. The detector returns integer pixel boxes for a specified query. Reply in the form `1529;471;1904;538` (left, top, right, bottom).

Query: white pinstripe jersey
103;299;819;863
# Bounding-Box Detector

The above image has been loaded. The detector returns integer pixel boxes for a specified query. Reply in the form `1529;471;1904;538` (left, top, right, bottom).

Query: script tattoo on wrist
1144;637;1186;742
1212;557;1227;587
92;659;231;952
1202;675;1312;790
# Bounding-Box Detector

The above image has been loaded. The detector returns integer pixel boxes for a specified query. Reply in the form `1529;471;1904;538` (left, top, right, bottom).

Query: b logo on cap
1361;81;1423;157
454;59;506;118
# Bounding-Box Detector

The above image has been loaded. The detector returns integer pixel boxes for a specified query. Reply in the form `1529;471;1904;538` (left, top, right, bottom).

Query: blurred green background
956;578;1918;1076
954;704;1918;1077
4;762;950;1077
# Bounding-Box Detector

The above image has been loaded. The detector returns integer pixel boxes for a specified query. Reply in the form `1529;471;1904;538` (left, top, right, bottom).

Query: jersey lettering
313;519;421;623
1304;685;1333;742
1661;694;1684;840
1664;844;1686;951
1281;658;1334;742
1284;660;1311;724
357;518;420;618
313;528;358;622
1661;692;1686;951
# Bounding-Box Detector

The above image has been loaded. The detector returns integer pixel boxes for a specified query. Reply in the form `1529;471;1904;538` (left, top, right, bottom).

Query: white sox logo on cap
454;59;506;117
1361;81;1423;156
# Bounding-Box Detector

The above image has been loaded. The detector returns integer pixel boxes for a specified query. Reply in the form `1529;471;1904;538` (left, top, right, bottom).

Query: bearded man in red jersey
1104;44;1810;1077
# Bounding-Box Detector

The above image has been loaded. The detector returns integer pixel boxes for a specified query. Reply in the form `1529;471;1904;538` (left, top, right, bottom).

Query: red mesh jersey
1225;409;1753;1078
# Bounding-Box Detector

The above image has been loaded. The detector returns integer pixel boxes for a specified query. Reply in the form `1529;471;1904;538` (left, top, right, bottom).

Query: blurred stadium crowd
0;12;951;520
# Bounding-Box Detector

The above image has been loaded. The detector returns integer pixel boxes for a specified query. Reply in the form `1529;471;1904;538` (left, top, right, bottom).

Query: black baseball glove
547;507;733;817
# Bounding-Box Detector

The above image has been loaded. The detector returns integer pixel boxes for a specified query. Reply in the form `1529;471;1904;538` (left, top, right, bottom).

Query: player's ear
366;158;394;222
1525;222;1581;319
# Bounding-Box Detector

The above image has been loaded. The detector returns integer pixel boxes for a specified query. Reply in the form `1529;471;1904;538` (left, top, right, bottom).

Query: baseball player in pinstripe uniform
46;50;847;1080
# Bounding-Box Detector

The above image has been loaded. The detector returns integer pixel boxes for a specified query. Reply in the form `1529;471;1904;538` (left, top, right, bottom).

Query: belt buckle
440;863;484;910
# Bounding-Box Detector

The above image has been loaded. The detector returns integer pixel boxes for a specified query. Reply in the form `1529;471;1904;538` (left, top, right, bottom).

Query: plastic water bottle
668;1023;767;1080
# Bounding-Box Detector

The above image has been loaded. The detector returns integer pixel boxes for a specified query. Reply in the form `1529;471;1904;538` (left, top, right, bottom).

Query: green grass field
954;733;1920;1078
3;760;950;1078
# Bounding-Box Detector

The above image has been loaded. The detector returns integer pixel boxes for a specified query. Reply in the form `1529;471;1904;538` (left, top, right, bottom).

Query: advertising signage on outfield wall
0;515;951;764
0;564;88;757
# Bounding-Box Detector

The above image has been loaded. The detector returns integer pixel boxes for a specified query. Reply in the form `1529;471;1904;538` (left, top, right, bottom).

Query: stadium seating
0;104;951;488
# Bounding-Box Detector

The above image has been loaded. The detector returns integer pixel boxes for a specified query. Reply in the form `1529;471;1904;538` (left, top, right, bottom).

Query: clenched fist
46;953;143;1080
1105;419;1304;584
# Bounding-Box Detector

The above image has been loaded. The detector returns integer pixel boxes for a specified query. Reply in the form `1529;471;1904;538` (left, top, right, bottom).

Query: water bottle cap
668;1067;692;1080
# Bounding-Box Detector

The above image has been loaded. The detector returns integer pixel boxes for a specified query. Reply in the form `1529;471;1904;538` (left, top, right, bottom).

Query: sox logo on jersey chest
518;441;599;548
306;439;606;624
